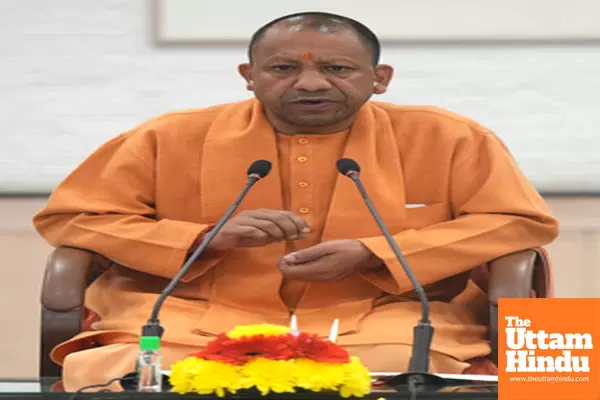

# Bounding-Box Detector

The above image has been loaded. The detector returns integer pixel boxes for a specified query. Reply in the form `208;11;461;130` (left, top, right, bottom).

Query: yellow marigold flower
169;325;372;398
170;356;371;397
339;357;372;398
170;357;243;397
169;357;201;394
226;324;291;339
239;358;297;395
292;359;345;392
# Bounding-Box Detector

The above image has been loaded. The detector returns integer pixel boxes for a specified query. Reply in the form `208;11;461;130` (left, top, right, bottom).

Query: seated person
33;11;559;391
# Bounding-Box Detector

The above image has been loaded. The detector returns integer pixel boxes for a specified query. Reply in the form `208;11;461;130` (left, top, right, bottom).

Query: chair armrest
488;249;538;306
39;247;95;378
487;249;538;366
41;247;94;312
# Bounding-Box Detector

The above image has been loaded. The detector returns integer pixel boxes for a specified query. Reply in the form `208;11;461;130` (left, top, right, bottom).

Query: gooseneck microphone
336;158;445;392
141;159;273;338
119;161;272;393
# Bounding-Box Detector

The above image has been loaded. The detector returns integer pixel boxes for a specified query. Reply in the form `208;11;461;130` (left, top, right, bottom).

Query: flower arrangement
169;323;371;398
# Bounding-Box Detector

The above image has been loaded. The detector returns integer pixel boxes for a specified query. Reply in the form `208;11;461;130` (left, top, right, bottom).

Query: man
33;11;558;391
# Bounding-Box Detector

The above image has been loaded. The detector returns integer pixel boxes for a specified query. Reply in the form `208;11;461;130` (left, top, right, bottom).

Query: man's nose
293;70;332;92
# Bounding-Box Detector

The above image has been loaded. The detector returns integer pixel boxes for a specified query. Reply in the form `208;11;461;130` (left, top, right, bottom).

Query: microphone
336;158;445;392
137;160;272;382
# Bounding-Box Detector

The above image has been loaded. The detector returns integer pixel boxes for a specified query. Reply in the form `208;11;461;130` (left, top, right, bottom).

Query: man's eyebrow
260;54;363;68
263;55;301;63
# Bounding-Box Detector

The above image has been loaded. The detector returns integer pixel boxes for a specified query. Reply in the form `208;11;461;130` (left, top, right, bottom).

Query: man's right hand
206;209;310;252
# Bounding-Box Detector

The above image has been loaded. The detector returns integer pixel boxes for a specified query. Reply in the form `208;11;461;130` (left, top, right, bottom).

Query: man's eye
326;66;351;72
272;65;296;71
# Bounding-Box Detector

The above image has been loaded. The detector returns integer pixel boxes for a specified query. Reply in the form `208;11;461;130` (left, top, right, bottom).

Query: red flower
290;332;350;363
188;332;350;364
189;333;295;364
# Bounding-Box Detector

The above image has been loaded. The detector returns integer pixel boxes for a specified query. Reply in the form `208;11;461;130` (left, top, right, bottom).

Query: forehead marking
302;52;314;61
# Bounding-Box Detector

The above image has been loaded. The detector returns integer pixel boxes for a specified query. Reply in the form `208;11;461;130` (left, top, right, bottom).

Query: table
0;378;498;400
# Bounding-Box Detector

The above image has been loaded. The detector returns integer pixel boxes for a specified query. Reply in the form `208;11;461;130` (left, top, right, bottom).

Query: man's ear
238;63;255;91
372;64;394;95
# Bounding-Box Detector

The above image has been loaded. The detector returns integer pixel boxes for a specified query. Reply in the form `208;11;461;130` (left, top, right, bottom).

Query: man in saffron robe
33;11;559;391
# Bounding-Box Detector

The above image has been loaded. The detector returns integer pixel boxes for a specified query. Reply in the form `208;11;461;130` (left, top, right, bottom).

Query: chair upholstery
39;247;103;377
39;246;552;377
486;248;553;365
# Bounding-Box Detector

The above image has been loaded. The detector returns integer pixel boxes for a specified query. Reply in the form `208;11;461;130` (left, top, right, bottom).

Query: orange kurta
33;99;558;389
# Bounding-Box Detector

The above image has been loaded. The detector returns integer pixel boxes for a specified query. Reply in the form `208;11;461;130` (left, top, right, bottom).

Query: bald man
34;12;558;391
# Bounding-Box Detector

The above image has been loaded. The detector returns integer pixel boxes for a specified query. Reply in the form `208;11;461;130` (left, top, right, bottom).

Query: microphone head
247;159;272;178
336;158;360;176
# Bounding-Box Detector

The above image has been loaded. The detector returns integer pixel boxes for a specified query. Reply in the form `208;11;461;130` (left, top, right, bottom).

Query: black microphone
140;159;272;339
336;158;446;392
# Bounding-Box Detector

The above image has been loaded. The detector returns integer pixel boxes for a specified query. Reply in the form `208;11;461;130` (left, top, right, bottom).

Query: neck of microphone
141;161;271;339
340;165;433;374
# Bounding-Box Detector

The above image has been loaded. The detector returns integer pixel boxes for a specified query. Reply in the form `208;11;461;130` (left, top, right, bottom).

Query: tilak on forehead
283;18;342;62
302;52;314;61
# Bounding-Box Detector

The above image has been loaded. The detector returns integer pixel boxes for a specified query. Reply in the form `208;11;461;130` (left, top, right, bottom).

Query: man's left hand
277;239;384;282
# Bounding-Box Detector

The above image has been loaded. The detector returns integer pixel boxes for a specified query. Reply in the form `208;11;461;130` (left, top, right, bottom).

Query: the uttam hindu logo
498;298;600;400
504;315;593;373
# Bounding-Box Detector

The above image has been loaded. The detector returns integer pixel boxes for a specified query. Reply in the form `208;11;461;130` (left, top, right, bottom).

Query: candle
290;314;299;336
328;318;339;343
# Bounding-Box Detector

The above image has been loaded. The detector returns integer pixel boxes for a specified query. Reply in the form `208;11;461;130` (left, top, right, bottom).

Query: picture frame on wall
151;0;600;44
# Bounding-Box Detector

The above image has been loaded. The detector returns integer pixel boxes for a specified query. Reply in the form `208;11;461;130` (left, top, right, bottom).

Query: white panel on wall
154;0;600;43
0;0;599;194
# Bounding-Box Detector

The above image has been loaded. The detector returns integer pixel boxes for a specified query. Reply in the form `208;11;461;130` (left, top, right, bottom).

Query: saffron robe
33;99;558;389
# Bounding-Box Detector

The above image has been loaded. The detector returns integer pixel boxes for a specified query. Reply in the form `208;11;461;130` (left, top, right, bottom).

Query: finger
278;258;332;281
230;225;270;243
279;255;350;282
249;210;304;239
251;210;310;239
282;242;337;264
234;216;286;240
240;209;310;234
281;210;310;234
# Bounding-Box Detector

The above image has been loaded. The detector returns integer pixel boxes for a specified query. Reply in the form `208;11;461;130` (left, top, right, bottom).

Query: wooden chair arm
487;249;538;366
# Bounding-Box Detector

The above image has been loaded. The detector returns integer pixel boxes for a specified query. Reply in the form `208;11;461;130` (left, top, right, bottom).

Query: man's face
239;25;393;133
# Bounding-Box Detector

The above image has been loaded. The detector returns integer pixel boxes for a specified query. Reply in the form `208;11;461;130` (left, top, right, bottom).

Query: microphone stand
128;167;269;391
344;170;447;393
142;172;265;339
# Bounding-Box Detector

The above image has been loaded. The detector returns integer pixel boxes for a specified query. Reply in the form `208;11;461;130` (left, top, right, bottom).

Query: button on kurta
298;138;309;144
296;156;308;163
298;207;310;214
298;181;309;188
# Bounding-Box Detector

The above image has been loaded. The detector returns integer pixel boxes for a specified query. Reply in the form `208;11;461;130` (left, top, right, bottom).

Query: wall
0;0;599;193
0;199;52;379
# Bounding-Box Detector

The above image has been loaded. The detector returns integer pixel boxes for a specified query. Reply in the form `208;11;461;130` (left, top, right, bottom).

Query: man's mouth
294;99;333;108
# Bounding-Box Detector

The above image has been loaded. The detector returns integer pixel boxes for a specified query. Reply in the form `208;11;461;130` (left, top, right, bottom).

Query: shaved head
238;11;393;134
248;12;381;66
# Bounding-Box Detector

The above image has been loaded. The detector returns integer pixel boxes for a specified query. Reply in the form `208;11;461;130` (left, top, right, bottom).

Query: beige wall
0;198;53;379
0;196;598;378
